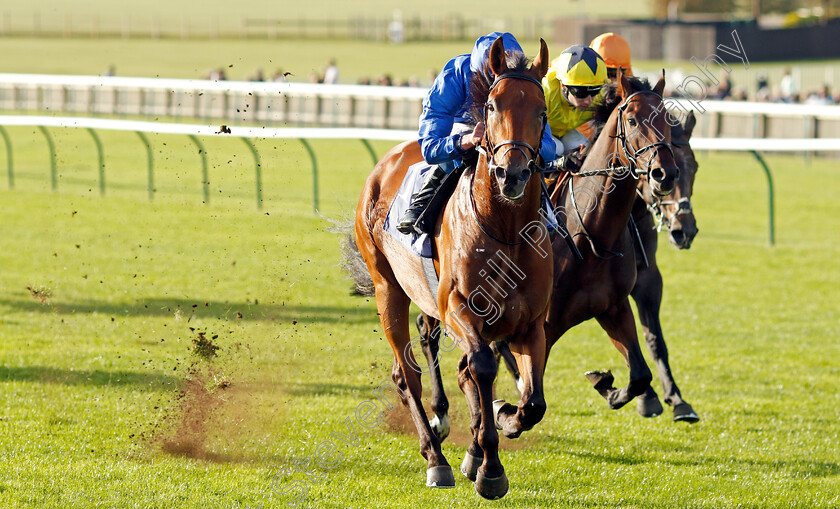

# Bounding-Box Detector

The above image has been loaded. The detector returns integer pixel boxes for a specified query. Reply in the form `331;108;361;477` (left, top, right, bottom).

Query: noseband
477;73;547;176
640;137;694;231
642;192;694;232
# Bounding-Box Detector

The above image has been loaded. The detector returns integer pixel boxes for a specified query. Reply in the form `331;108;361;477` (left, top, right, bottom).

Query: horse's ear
654;69;665;96
684;110;697;139
617;67;631;98
531;38;549;79
488;36;508;77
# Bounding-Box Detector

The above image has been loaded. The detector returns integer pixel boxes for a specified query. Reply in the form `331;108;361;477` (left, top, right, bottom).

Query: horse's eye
628;117;638;127
486;103;495;113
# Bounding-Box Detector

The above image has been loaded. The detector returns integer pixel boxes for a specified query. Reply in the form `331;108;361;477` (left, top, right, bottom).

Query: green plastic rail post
37;126;57;191
360;139;378;166
0;126;12;189
86;128;105;195
188;135;209;204
136;131;154;201
299;138;318;213
241;138;262;210
750;150;775;246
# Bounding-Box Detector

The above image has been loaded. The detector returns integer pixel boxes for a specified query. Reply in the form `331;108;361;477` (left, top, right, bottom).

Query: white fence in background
0;114;837;246
3;74;840;139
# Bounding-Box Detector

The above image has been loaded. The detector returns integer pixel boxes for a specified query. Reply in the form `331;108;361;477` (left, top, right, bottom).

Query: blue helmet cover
469;32;522;72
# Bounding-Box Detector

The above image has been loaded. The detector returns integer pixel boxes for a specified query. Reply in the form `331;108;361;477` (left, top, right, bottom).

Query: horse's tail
326;216;375;296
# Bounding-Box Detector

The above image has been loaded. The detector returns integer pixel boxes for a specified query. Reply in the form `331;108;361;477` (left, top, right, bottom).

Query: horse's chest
460;269;549;332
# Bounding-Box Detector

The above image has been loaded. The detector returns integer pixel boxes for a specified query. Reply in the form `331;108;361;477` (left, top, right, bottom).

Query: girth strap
421;256;440;311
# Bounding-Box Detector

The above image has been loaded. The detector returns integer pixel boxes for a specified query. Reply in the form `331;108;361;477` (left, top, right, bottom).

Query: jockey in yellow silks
542;45;608;169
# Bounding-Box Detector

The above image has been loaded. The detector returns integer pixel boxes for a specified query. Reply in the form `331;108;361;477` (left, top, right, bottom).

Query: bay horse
415;71;680;439
493;112;701;421
494;71;680;425
630;112;701;421
353;37;553;499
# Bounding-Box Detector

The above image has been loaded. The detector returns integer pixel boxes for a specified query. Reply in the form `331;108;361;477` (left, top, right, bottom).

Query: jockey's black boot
397;165;448;235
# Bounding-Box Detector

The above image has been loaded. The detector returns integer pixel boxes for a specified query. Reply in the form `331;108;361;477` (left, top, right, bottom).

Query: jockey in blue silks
397;32;556;234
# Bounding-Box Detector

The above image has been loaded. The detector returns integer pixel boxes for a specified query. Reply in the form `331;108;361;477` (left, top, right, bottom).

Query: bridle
639;188;694;233
469;71;548;246
639;136;694;232
615;89;675;179
476;72;547;177
575;89;675;180
566;88;677;259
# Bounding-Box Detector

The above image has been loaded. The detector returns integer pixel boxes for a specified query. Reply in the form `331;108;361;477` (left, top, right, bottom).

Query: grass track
0;138;838;507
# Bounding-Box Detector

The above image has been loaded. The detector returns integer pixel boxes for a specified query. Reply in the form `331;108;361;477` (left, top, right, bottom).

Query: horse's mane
468;52;532;125
589;76;653;142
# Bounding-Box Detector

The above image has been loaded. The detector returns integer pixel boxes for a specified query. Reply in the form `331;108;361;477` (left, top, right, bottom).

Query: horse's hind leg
417;313;451;441
371;277;454;488
492;322;548;439
588;299;653;410
491;341;524;395
632;265;699;422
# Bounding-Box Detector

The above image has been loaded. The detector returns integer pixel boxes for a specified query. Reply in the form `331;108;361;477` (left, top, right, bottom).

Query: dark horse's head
630;110;699;249
469;37;549;201
664;112;699;248
593;70;679;197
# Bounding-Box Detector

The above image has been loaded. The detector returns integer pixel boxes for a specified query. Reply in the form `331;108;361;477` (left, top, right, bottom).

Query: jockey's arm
418;63;469;165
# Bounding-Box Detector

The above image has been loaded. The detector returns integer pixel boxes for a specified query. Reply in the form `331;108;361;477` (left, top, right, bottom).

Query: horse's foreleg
456;353;484;482
466;343;508;499
493;322;547;439
631;266;699;422
374;282;454;488
417;313;450;441
591;299;652;410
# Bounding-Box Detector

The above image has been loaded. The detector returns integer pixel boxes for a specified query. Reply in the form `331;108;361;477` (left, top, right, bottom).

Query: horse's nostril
670;229;692;248
650;167;665;183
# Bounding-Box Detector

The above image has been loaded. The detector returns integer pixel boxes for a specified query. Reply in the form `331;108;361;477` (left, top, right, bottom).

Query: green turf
0;127;838;508
0;1;649;37
1;35;837;101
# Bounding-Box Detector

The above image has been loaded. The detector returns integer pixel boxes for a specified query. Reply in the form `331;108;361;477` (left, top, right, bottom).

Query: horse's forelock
468;51;531;125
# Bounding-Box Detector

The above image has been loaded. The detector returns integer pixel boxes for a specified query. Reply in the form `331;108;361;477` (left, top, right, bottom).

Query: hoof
492;399;506;430
475;468;509;500
673;402;700;423
585;370;615;398
460;452;482;481
637;393;663;418
426;465;456;488
493;400;522;438
430;413;450;442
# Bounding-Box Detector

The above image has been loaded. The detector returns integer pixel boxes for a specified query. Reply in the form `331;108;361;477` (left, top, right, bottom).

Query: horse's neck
472;158;542;242
568;113;638;242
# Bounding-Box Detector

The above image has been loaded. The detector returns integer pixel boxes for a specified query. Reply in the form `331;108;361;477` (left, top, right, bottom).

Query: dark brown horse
511;71;678;417
416;72;680;437
352;38;553;499
494;112;701;421
630;112;701;421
